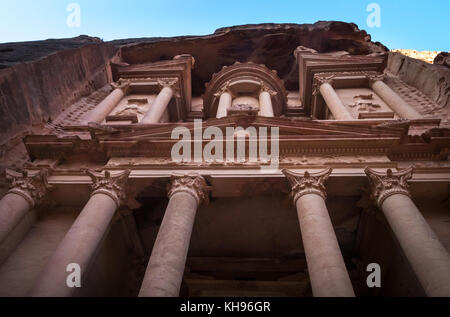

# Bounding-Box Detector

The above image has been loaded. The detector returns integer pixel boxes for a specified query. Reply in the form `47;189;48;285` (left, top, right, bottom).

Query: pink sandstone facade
0;22;449;297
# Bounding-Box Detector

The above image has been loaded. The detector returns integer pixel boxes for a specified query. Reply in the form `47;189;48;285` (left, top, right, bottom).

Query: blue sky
0;0;449;51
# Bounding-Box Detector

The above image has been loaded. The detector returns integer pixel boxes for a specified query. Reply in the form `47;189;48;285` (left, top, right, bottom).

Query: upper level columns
0;170;49;246
29;170;130;297
138;175;211;297
314;76;353;121
368;75;422;120
215;85;232;119
141;78;179;124
283;168;355;297
365;167;450;297
82;80;130;124
259;82;276;117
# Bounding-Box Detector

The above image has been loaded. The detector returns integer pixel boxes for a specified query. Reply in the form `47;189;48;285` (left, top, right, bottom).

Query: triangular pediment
93;116;406;141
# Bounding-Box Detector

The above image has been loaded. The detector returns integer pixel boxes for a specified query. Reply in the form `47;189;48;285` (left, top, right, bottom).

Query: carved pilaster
367;74;386;86
86;170;131;208
158;77;181;98
167;174;211;205
282;168;333;204
6;169;50;208
364;167;414;207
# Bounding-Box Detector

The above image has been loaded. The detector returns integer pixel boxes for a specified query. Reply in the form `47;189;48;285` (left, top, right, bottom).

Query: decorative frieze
282;168;333;203
167;174;211;205
6;169;51;207
364;167;414;206
86;170;131;207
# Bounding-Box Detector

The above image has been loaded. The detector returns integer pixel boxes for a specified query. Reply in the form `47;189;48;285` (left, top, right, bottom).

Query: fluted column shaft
139;175;210;297
283;168;355;297
82;82;129;124
29;170;130;297
216;91;232;119
369;76;422;119
0;170;48;245
366;167;450;297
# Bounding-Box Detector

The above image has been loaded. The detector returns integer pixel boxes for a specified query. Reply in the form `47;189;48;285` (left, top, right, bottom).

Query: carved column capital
367;74;386;86
6;169;51;208
86;170;131;208
167;174;212;205
364;167;413;207
312;74;335;96
259;81;277;96
111;79;131;93
158;77;181;98
282;168;333;204
213;80;233;98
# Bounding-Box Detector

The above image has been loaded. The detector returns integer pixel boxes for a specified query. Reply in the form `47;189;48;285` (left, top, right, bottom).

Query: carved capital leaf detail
259;81;277;96
213;80;232;98
367;74;386;86
364;167;413;207
6;169;51;207
282;168;333;204
167;174;212;205
111;79;131;93
86;170;131;208
157;77;181;98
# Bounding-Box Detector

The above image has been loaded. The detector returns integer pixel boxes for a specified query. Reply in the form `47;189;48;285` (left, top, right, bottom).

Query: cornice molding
282;168;332;204
365;166;414;206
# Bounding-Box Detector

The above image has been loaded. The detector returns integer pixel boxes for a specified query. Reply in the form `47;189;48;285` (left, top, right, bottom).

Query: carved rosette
86;170;131;208
167;174;212;205
364;167;414;207
282;168;333;204
367;74;386;86
158;78;181;98
312;74;335;96
6;169;50;208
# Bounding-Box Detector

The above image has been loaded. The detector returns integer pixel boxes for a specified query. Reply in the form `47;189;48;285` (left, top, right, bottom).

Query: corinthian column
82;80;130;124
259;82;276;117
367;75;422;120
29;170;130;297
138;175;211;297
214;83;232;119
282;168;355;297
365;167;450;297
0;170;49;245
141;78;179;124
313;75;353;121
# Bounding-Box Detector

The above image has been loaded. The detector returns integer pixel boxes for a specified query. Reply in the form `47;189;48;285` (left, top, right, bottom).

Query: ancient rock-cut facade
0;22;449;297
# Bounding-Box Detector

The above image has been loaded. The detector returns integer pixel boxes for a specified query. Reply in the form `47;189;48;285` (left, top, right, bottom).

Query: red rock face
118;22;388;96
0;42;117;144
